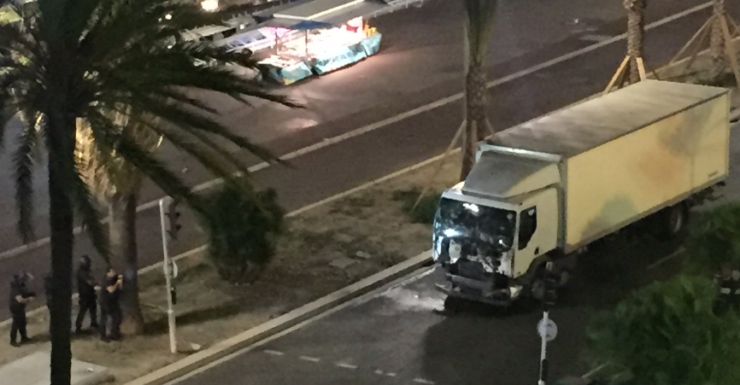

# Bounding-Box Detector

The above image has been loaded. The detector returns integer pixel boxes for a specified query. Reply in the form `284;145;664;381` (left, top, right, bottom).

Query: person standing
99;267;123;342
75;256;99;333
9;271;35;347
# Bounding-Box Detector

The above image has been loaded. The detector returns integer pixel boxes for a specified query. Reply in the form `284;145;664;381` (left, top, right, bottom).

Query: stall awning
260;17;303;28
217;28;268;50
316;1;388;25
274;0;364;20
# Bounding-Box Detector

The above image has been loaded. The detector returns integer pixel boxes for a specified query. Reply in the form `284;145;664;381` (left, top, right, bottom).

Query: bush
201;183;284;284
392;188;441;224
684;202;740;275
586;275;740;385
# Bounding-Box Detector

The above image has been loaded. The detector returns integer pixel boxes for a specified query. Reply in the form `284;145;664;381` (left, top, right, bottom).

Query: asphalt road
171;236;685;385
0;0;734;322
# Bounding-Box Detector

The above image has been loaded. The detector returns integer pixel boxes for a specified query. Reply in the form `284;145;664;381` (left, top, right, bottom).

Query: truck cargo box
487;80;730;252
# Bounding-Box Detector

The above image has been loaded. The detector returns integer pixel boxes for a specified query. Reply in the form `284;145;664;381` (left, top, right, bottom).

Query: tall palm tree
460;0;497;180
75;110;162;334
624;0;646;84
710;0;726;75
0;1;293;384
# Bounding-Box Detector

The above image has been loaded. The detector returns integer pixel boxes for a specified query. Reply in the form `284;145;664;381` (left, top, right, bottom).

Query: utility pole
537;262;559;385
159;198;180;354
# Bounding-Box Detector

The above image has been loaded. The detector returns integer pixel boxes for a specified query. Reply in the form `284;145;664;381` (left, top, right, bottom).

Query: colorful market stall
255;0;387;85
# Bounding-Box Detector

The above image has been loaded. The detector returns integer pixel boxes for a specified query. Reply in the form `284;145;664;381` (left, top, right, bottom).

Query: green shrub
685;202;740;275
392;188;441;224
586;275;740;385
201;183;284;284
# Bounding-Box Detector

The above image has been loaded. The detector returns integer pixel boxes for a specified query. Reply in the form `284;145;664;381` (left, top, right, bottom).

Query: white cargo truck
432;80;731;307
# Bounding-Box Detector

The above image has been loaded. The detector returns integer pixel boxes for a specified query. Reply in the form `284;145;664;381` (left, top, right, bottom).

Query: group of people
8;256;125;347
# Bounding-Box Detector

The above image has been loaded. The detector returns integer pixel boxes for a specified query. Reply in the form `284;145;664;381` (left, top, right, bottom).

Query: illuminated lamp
201;0;218;12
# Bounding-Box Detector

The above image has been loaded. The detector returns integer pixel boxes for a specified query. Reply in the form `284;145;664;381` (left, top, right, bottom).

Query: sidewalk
0;352;112;385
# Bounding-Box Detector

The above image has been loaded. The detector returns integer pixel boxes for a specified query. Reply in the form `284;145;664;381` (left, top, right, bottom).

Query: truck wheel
657;204;688;240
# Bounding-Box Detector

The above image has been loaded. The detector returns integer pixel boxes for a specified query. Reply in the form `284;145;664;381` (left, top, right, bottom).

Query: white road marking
0;1;713;262
413;379;435;384
580;34;613;42
299;356;321;363
263;350;284;356
375;369;384;375
336;363;358;370
386;372;397;377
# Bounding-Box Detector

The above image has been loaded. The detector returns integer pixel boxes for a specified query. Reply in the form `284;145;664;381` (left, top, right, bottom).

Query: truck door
514;188;559;277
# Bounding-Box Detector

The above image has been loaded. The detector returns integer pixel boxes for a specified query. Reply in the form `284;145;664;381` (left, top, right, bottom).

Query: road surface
170;236;685;385
0;0;734;321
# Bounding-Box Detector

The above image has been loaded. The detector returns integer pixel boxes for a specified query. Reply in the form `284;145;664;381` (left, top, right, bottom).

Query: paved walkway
0;352;112;385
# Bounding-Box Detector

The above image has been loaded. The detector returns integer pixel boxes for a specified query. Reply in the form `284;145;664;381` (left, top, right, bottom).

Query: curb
122;251;433;385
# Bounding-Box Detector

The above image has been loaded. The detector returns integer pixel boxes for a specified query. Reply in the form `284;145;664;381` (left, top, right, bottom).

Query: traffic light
166;199;181;240
170;286;177;305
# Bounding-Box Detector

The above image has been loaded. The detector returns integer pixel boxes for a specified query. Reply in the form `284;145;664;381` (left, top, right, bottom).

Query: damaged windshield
433;198;516;252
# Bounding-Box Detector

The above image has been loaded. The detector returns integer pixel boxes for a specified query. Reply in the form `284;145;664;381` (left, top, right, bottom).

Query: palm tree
624;0;646;84
459;0;497;180
0;1;293;384
710;0;726;75
75;110;162;334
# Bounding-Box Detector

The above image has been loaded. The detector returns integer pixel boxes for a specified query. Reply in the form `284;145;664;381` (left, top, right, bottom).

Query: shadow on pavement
418;236;683;385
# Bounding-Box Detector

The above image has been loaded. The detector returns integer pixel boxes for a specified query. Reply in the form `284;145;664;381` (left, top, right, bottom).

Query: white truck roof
487;80;728;157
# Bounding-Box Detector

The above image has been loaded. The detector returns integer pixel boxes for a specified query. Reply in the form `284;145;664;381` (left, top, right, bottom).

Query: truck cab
433;146;562;305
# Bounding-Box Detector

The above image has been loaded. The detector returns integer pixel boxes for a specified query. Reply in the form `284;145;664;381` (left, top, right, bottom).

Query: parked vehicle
433;80;731;308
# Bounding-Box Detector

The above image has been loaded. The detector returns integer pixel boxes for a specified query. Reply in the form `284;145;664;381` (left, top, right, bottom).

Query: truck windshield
434;198;516;251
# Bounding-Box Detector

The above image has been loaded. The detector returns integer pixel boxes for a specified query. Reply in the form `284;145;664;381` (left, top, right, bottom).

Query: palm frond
13;113;40;242
70;155;110;261
86;109;207;214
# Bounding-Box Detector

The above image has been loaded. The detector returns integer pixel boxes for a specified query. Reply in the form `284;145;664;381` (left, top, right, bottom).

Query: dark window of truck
518;207;537;250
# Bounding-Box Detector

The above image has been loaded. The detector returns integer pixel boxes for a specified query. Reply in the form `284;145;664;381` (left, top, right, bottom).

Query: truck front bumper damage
435;273;523;306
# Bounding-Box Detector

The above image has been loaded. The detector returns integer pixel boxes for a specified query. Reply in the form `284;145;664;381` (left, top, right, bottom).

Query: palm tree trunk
710;0;726;76
110;192;144;335
625;0;646;84
460;60;488;181
460;0;497;181
47;114;76;385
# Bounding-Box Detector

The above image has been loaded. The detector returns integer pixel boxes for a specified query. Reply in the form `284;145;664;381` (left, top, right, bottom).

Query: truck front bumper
435;273;523;306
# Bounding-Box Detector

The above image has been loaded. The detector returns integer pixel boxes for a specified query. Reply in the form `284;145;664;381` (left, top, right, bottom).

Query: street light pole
159;199;177;354
538;261;557;385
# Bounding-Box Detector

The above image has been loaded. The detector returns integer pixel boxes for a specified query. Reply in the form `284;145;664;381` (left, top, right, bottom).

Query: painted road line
161;265;435;385
263;350;284;356
0;1;714;262
413;379;435;385
299;356;321;363
335;363;358;370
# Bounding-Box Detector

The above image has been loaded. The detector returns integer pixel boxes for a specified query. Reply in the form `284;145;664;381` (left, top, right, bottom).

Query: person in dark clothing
99;267;123;342
9;271;35;347
75;256;99;333
43;273;53;324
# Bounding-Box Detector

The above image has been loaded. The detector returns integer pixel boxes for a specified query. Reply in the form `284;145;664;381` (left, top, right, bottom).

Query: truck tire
656;203;688;240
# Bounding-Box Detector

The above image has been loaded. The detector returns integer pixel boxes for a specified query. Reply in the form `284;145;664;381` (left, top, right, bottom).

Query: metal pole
538;262;553;385
159;199;177;354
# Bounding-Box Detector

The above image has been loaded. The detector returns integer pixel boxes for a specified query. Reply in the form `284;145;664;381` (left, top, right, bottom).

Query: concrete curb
122;251;433;385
